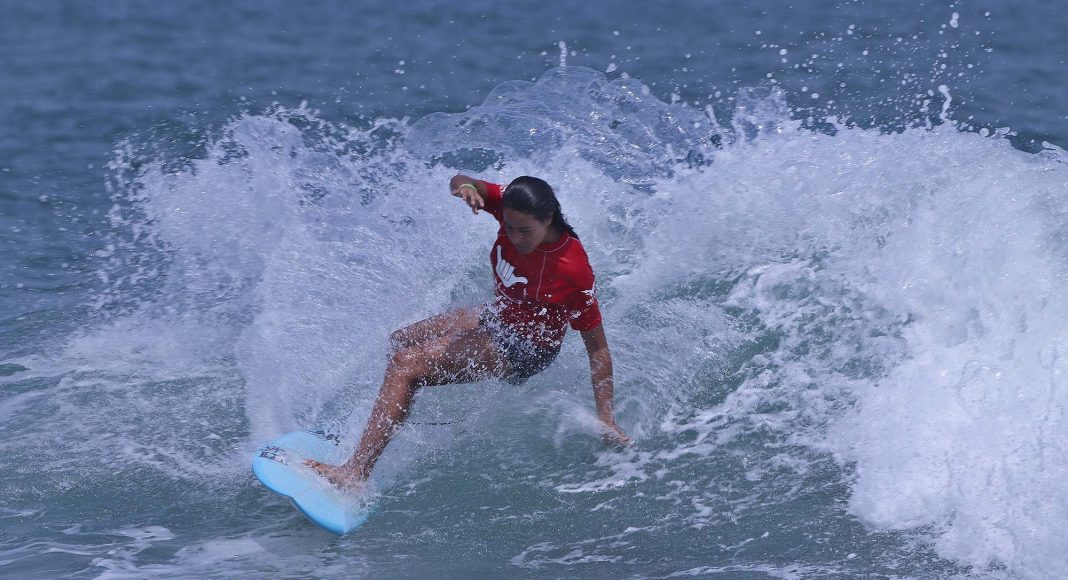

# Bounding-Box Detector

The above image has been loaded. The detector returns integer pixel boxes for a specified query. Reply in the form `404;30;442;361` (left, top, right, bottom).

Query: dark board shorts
478;308;561;385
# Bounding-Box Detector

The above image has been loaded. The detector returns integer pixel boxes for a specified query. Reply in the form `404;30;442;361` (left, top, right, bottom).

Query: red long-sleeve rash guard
479;180;603;349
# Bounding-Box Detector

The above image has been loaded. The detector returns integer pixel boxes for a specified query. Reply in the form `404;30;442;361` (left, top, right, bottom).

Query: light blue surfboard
252;429;373;535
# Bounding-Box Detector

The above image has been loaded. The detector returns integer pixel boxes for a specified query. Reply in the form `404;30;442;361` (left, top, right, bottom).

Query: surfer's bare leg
307;326;507;486
388;306;482;351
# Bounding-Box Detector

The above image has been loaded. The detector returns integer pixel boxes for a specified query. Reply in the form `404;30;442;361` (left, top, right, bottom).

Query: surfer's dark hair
502;176;578;239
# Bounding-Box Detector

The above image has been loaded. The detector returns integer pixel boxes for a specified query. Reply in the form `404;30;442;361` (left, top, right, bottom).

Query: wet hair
502;176;579;239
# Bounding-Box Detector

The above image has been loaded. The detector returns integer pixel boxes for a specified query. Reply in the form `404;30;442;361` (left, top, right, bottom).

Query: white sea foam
39;66;1068;579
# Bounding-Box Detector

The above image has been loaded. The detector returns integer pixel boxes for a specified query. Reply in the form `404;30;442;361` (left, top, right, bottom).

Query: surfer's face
503;208;553;254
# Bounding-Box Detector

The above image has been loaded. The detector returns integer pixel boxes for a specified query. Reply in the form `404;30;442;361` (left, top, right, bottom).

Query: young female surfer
308;175;631;487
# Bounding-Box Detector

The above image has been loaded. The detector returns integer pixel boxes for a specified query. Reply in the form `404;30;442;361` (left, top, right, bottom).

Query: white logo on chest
581;280;596;301
495;245;528;288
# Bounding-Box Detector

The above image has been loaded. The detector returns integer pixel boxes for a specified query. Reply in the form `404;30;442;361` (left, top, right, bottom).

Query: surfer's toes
303;459;338;478
303;459;365;490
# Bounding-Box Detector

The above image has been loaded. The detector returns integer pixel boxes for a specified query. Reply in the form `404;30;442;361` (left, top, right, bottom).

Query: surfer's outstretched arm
581;324;632;447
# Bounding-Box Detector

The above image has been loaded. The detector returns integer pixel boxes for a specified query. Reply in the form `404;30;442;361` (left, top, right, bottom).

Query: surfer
308;175;631;488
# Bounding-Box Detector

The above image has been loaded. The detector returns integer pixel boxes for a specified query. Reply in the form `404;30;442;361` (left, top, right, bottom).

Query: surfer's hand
450;177;484;214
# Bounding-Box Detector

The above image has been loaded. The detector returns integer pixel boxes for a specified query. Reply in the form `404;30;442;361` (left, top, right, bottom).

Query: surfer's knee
388;347;430;386
389;345;417;369
388;328;408;351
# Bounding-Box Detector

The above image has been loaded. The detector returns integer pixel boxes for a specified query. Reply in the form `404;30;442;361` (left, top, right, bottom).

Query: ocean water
2;1;1068;578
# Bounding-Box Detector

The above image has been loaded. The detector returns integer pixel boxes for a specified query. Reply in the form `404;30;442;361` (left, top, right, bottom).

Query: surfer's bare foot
303;459;367;490
602;423;634;448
